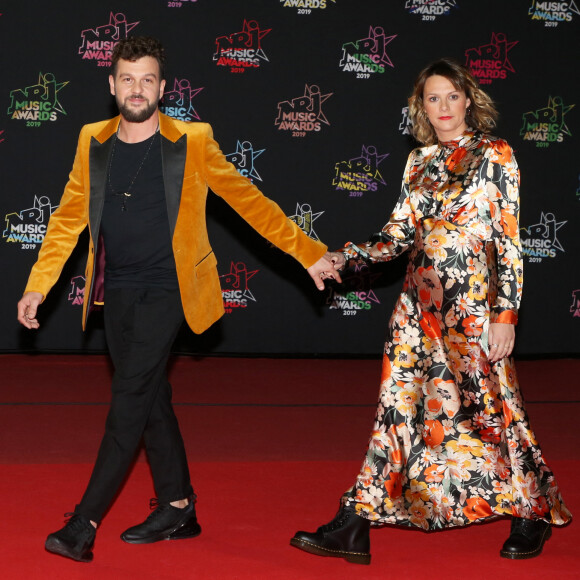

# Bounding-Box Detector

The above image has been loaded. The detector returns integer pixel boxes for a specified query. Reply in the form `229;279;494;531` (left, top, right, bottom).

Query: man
17;36;340;563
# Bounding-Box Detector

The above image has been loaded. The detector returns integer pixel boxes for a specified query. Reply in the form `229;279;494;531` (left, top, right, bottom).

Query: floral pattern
341;130;572;529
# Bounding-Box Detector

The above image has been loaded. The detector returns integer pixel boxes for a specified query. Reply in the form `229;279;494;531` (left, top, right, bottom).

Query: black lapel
88;135;114;237
161;134;187;238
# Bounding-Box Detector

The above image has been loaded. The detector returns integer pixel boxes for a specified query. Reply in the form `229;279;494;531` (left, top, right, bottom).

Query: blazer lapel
158;114;187;238
161;133;187;238
88;135;114;237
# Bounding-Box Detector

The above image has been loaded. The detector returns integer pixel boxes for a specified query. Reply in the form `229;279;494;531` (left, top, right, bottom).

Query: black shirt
101;132;179;289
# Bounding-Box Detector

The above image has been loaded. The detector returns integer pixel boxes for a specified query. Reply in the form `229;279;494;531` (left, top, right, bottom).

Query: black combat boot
500;517;552;559
291;506;371;565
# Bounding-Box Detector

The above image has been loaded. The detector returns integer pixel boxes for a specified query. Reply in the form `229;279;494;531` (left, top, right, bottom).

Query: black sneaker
121;498;201;544
45;513;96;563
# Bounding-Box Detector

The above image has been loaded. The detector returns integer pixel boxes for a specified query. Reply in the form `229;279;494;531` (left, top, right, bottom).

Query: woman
291;58;571;565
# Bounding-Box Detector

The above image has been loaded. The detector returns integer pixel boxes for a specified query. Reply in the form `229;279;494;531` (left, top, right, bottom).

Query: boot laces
320;511;349;533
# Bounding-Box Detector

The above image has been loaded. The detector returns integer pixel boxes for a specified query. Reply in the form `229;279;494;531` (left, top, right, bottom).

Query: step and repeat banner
0;1;578;355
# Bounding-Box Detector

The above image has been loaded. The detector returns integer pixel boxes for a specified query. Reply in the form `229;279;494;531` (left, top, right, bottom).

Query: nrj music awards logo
333;146;388;197
521;96;574;147
529;1;579;25
339;27;396;76
68;276;86;306
405;0;457;19
520;212;566;261
214;20;271;73
288;203;323;241
275;84;332;137
160;78;203;121
3;195;58;248
8;73;68;125
570;289;580;317
327;263;381;316
399;107;413;136
226;141;265;182
79;12;139;66
220;262;259;313
465;33;517;84
280;0;335;12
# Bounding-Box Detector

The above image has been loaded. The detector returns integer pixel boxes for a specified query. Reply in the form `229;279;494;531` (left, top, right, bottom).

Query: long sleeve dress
340;129;572;530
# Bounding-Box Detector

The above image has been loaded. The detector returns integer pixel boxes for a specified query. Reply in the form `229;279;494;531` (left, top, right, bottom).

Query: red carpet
0;355;578;579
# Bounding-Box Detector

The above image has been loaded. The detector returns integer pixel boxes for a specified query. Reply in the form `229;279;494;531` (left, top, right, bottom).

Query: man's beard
118;95;158;123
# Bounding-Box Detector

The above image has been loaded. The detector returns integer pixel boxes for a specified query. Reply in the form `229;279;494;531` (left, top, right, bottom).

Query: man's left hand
307;252;343;291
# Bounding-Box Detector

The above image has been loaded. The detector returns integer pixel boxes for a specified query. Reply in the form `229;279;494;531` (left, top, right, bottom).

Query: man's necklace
107;127;159;211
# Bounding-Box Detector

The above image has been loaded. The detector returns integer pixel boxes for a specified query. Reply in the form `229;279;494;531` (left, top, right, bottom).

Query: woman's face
423;74;471;142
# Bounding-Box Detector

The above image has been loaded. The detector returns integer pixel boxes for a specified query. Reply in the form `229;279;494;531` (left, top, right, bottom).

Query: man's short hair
110;36;166;79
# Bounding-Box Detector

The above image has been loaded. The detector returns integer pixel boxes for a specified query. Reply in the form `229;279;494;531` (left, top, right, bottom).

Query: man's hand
307;252;343;291
488;323;515;362
17;291;44;329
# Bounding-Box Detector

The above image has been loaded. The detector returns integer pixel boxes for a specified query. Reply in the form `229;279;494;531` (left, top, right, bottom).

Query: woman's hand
488;323;515;362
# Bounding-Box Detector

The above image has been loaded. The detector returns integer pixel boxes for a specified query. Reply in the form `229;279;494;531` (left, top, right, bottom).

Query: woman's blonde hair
408;57;498;145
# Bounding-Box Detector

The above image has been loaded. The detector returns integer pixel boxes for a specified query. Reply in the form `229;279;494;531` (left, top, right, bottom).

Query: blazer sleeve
24;127;89;298
200;124;327;268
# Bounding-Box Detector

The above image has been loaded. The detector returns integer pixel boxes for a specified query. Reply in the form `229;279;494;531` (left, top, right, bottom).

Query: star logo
288;203;323;240
522;212;567;252
219;262;259;302
226;141;265;182
465;32;518;73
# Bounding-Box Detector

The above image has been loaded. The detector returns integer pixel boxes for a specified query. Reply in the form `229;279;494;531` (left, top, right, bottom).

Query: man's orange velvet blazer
25;113;327;334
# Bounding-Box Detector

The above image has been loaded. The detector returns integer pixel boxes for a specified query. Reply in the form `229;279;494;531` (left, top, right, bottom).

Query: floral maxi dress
341;130;572;530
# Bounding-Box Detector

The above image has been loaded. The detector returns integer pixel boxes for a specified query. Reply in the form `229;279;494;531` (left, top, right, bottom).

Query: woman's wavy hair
111;36;166;79
408;57;498;145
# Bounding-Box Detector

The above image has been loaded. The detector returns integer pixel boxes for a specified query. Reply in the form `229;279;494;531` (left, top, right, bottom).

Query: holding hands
307;252;346;290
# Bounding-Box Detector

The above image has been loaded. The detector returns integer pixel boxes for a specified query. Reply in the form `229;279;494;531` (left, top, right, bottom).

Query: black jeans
76;287;193;523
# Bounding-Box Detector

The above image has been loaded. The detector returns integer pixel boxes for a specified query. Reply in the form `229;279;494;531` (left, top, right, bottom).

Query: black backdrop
1;0;578;356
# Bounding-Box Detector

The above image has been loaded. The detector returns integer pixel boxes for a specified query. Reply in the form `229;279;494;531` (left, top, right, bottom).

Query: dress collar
438;128;478;151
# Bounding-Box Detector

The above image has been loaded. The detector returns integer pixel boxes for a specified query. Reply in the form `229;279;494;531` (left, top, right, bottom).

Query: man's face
109;56;166;123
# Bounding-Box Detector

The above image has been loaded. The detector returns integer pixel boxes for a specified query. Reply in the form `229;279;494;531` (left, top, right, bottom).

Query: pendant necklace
107;125;159;211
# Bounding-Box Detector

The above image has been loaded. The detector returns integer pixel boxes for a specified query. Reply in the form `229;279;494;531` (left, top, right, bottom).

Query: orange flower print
385;472;403;499
491;140;513;165
445;146;468;171
425;464;446;483
423;420;445;447
419;310;442;340
415;266;443;310
461;314;483;337
503;400;513;429
480;426;502;444
380;356;392;384
463;497;493;521
409;501;431;530
501;209;518;237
